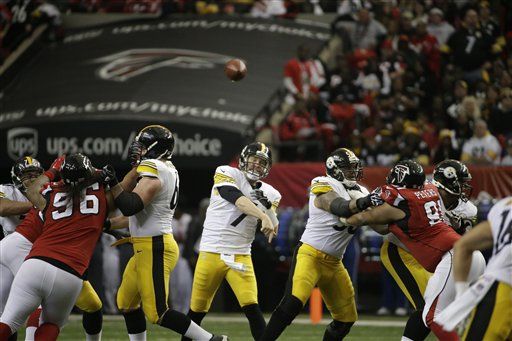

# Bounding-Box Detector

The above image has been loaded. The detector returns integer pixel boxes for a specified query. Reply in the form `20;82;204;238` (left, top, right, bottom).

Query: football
225;58;247;81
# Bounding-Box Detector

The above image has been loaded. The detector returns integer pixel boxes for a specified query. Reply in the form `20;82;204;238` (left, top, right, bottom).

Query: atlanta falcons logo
92;48;235;82
393;165;410;184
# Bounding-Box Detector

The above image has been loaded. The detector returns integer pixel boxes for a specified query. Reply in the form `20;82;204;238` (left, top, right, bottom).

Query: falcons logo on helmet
92;48;235;82
393;164;410;184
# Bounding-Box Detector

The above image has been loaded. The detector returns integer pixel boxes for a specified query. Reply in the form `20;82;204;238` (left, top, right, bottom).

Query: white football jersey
200;165;281;255
301;176;369;259
128;159;179;237
485;197;512;286
439;197;478;230
0;184;29;236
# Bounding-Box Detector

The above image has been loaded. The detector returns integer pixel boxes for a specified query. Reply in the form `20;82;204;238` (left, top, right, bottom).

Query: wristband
329;197;352;217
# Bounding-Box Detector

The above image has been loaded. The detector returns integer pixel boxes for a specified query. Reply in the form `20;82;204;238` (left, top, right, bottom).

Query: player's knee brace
242;304;266;340
82;309;103;335
323;320;354;341
274;295;303;326
122;308;146;335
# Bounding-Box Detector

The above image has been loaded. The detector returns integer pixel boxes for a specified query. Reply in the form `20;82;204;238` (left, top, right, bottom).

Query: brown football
224;59;247;82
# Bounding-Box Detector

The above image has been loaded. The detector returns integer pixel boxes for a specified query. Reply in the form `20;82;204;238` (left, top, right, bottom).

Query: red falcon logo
93;48;235;82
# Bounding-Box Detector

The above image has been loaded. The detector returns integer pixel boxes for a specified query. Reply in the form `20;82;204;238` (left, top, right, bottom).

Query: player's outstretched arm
0;198;33;216
453;220;493;290
314;191;359;217
346;202;404;232
235;196;275;240
26;155;66;210
104;215;129;231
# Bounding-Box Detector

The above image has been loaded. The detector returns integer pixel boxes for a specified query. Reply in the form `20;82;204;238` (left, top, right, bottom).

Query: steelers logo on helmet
433;159;473;199
135;125;175;160
11;156;44;192
239;142;272;181
325;148;362;187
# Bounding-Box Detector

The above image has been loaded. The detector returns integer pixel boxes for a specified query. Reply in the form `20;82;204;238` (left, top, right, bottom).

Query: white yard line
69;314;405;327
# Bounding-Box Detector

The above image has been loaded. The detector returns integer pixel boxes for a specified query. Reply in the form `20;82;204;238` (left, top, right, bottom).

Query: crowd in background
265;0;512;165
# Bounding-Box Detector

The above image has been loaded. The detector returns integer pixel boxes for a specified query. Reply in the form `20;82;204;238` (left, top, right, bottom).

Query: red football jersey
15;208;44;243
27;181;108;277
380;183;460;272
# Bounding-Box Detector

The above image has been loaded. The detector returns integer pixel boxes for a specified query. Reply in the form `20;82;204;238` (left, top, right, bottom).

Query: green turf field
15;314;437;340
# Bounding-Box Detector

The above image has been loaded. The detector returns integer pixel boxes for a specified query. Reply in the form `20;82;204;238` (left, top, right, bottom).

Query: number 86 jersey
379;183;460;272
200;165;281;255
129;159;179;237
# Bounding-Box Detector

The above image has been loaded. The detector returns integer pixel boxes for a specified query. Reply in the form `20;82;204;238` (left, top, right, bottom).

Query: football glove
250;189;272;209
100;165;119;187
128;140;144;167
44;155;65;181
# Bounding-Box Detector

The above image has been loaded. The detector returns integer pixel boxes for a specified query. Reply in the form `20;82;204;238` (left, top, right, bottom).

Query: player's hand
128;140;144;167
369;187;384;206
44;155;65;181
100;165;119;187
260;215;275;242
250;189;272;209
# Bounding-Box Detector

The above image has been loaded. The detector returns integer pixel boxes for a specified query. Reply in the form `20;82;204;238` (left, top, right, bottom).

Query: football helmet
60;153;95;188
433;159;472;199
239;142;272;181
325;148;362;187
11;156;44;191
135;125;175;160
386;160;425;189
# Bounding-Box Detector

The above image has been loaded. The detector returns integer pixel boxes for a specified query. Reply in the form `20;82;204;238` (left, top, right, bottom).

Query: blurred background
1;0;511;318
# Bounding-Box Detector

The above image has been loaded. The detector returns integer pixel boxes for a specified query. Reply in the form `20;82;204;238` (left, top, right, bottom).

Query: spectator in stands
489;87;512;137
446;80;469;121
374;129;399;166
334;8;387;50
426;7;454;45
283;44;317;104
411;21;441;77
279;99;320;142
479;1;500;39
461;119;501;165
432;129;461;164
183;198;209;272
250;0;286;18
501;139;512;166
397;125;430;166
445;8;495;83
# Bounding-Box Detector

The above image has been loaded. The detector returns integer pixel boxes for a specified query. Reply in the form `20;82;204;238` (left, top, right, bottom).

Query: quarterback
183;142;280;341
262;148;374;341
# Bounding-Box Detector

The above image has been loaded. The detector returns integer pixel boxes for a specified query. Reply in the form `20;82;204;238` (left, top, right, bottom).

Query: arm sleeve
217;185;244;205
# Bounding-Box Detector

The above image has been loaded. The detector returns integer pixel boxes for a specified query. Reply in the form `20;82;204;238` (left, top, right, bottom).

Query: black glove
128;140;144;167
356;187;384;211
100;165;119;187
250;189;272;209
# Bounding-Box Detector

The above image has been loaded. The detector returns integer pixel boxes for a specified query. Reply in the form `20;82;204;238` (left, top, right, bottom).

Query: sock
122;308;147;336
8;332;17;341
128;331;146;341
323;320;354;341
160;310;211;340
242;304;266;340
260;295;303;341
83;310;103;336
401;337;414;341
34;323;59;341
430;322;458;341
0;323;13;340
403;310;430;341
25;308;41;341
181;311;207;341
85;331;102;341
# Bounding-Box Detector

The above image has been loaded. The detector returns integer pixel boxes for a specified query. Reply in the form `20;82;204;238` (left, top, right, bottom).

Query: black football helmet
325;148;362;186
135;125;175;160
239;142;272;181
433;159;472;199
60;153;95;188
11;156;44;191
386;160;425;189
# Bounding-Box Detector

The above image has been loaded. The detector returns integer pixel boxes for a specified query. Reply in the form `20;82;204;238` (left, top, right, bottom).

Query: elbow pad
114;191;144;216
217;186;244;204
329;197;352;217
